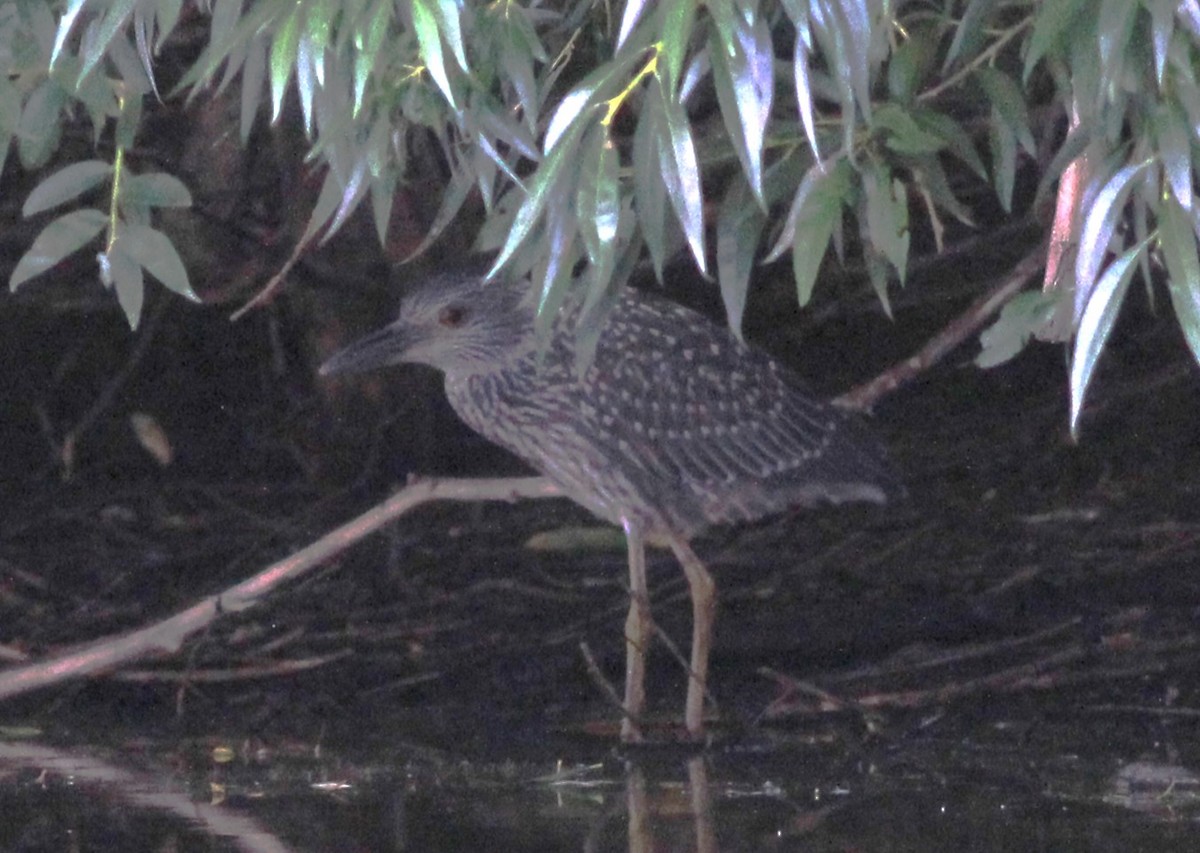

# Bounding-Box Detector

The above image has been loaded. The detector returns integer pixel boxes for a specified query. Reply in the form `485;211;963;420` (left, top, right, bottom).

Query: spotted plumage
324;273;899;537
321;271;902;740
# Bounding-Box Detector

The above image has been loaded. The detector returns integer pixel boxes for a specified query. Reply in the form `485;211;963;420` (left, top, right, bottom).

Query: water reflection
5;732;1200;851
0;740;292;852
625;756;716;853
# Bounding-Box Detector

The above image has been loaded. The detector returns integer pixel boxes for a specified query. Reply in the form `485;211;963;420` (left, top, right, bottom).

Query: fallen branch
0;476;561;701
758;609;1196;720
836;242;1047;411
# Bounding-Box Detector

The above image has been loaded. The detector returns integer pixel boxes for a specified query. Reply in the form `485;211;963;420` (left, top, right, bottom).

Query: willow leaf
1069;236;1151;438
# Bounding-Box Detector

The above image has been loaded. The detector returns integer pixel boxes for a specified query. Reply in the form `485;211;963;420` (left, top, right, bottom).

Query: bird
320;272;902;741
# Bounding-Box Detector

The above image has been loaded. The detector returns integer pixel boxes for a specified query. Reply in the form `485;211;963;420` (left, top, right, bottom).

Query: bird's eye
438;305;467;328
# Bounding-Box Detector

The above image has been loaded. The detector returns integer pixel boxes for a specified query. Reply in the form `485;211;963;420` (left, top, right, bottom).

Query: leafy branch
2;0;1199;435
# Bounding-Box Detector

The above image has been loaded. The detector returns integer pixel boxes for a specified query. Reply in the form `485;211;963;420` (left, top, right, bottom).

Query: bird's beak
319;323;409;376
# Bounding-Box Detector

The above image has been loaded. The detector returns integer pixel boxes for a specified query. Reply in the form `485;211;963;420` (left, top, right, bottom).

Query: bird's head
320;274;535;378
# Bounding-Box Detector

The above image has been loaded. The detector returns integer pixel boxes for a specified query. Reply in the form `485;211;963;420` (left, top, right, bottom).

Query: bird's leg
622;520;651;742
667;535;716;738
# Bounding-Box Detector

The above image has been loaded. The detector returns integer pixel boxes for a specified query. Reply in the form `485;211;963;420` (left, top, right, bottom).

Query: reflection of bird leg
669;535;716;738
622;522;650;742
626;763;651;853
688;756;718;853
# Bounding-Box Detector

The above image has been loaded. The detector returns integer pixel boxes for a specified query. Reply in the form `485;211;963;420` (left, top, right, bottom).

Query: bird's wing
569;294;898;526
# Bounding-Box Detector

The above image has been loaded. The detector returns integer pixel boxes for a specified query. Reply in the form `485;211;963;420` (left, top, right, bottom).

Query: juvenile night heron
321;273;901;741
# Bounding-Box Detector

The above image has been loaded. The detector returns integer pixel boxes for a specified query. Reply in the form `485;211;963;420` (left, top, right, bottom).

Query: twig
648;621;719;718
761;619;1198;719
0;476;561;701
836;242;1047;411
822;616;1082;685
229;222;317;320
761;641;1089;718
113;649;353;683
579;640;631;723
1084;705;1200;719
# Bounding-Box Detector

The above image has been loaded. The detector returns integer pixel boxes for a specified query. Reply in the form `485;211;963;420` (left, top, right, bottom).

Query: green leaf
543;34;650;152
475;103;538;162
716;177;764;339
1069;235;1152;438
708;0;736;60
1159;195;1200;366
325;158;370;243
1074;159;1153;321
576;203;638;369
808;0;864;140
500;24;539;133
269;1;302;122
77;0;138;85
153;0;184;51
944;0;999;70
134;6;163;106
209;0;244;51
103;242;146;329
354;0;391;115
1155;100;1193;211
987;117;1016;213
1096;0;1137;94
873;103;945;154
10;209;108;290
121;224;196;300
50;0;89;70
863;250;892;318
792;17;819;158
0;79;18;177
577;125;620;270
18;79;66;170
369;173;394;248
633;94;672;282
1131;185;1155;306
863;163;909;285
533;193;580;344
500;1;547;63
579;227;626;333
765;159;850;306
241;35;267;143
824;0;873;123
1023;0;1086;80
305;0;334;86
765;157;835;261
905;109;984;179
709;4;773;205
907;153;975;227
297;166;348;246
655;80;707;274
977;290;1060;368
660;0;698;94
120;172;193;210
22;160;112;217
429;0;468;73
412;0;456;109
887;21;937;104
617;0;651;48
1148;0;1176;86
976;67;1035;156
295;34;316;135
488;116;591;279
